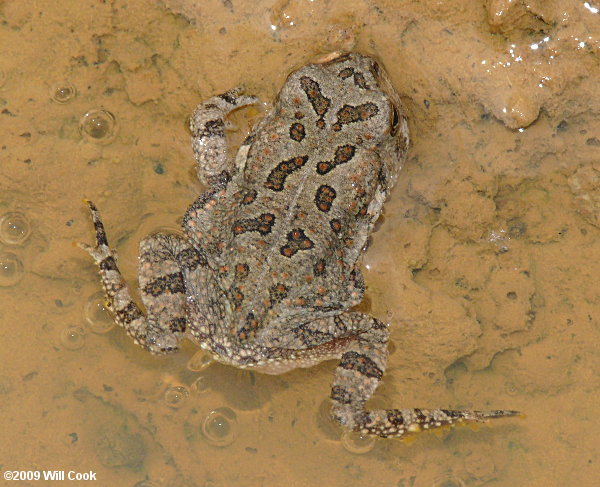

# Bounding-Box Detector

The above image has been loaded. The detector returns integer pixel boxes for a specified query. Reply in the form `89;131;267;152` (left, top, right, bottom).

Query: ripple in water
163;386;189;409
132;481;161;487
0;252;24;287
79;109;117;144
432;477;466;487
190;374;210;394
201;407;238;447
186;350;215;372
341;430;376;454
50;82;77;104
84;292;114;334
316;398;341;440
0;212;31;246
60;326;86;350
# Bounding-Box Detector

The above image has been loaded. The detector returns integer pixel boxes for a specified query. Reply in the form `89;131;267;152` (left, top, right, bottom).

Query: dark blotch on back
289;122;306;142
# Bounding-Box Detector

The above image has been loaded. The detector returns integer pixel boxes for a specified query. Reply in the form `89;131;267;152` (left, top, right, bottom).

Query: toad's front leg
190;88;258;185
78;200;200;354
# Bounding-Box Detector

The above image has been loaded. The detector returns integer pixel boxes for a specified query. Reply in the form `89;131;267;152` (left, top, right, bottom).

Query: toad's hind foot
78;200;181;354
334;407;519;439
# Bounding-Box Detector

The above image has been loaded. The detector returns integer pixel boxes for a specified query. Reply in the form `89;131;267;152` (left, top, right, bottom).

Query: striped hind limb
328;312;518;438
78;200;193;354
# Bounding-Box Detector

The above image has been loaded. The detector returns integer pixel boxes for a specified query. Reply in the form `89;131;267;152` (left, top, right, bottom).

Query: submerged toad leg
78;200;202;354
326;312;518;438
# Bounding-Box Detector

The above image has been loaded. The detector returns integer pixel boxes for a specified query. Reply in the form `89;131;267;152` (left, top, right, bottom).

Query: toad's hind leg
329;312;518;438
79;200;198;354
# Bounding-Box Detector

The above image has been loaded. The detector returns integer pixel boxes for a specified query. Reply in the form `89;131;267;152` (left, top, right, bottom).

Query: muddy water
1;0;599;485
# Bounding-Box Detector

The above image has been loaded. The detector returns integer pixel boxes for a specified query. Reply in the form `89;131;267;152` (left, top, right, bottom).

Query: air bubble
60;326;86;350
79;108;117;144
0;212;31;246
201;407;237;447
164;386;189;409
186;350;214;372
50;82;77;104
84;292;114;333
341;430;376;454
0;252;24;287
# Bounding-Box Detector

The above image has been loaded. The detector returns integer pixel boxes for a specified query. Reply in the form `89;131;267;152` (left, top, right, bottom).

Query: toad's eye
390;104;400;136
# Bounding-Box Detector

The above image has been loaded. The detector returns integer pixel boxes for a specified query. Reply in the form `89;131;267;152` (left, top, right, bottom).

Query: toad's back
190;53;409;337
